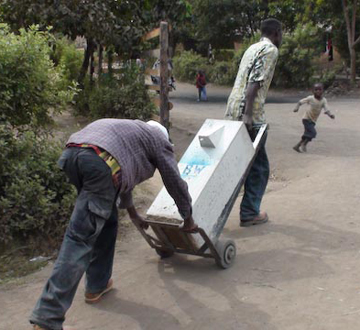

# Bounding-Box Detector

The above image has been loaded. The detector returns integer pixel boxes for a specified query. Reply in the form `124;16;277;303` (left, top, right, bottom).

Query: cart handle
253;124;268;150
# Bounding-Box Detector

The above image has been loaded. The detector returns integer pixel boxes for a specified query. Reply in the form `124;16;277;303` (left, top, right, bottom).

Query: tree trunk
107;49;113;77
342;0;358;84
350;47;357;83
78;38;95;87
90;49;95;85
98;44;103;78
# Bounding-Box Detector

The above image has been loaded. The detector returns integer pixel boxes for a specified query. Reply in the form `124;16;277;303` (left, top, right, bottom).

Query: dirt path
1;83;360;330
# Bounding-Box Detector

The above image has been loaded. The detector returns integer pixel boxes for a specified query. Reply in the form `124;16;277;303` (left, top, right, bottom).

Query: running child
293;83;335;153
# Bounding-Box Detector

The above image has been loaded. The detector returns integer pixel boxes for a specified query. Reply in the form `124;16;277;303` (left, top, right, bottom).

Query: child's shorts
302;119;317;141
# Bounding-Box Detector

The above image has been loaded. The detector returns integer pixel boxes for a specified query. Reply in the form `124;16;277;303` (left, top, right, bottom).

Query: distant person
208;44;214;63
30;119;197;330
196;70;207;102
293;83;335;153
151;58;176;91
224;18;282;227
135;58;144;70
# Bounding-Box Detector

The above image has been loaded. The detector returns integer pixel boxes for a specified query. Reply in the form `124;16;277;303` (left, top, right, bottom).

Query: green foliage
51;38;84;85
75;63;155;120
187;0;268;51
173;50;208;82
311;70;337;89
0;121;76;246
0;24;76;127
207;61;234;85
273;24;323;87
213;49;234;62
209;34;259;86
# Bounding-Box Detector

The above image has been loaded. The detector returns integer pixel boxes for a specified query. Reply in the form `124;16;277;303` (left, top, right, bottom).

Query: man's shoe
85;279;113;304
240;212;269;227
293;145;302;153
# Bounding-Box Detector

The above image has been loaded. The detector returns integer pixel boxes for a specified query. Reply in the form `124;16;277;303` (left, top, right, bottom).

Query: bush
207;61;234;85
273;24;323;88
55;38;84;85
75;63;155;120
205;35;260;86
213;49;234;62
0;121;76;247
311;70;337;89
0;24;76;127
173;50;208;82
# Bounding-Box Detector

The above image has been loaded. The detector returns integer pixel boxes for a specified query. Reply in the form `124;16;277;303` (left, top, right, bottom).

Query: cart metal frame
136;124;268;269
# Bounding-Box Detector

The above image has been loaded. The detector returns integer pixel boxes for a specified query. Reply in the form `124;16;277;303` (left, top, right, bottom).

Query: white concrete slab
146;119;255;247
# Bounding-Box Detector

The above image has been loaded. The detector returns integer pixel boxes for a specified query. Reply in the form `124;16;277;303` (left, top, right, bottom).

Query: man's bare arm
243;82;261;131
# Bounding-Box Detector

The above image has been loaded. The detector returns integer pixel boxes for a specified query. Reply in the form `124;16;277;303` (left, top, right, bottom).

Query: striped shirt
66;143;121;187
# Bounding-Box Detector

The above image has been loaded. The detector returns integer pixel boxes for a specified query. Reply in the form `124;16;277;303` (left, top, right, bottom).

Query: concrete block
146;119;255;247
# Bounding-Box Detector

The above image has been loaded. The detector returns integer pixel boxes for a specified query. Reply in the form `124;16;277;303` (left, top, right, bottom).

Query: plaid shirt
225;37;278;124
67;119;192;219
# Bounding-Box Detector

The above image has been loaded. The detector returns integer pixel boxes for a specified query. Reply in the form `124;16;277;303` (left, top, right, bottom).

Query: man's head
260;18;282;48
313;83;324;99
146;120;169;140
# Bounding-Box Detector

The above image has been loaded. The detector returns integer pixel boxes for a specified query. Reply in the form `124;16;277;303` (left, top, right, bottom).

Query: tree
186;0;269;51
341;0;360;83
0;0;156;85
268;0;360;83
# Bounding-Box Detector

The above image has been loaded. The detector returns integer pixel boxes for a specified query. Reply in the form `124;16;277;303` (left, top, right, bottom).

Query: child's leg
300;137;310;152
293;139;303;153
299;119;316;152
197;88;201;101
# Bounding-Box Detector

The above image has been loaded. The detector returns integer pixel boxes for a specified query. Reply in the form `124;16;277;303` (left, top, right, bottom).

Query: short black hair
260;18;282;36
313;83;324;89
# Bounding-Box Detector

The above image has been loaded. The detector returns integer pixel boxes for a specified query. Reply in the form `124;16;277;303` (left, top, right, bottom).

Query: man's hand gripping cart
136;120;268;269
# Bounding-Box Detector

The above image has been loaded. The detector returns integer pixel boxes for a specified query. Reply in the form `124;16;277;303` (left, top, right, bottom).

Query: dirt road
1;83;360;330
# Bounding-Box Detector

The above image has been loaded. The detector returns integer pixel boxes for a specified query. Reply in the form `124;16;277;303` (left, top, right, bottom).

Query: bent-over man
30;119;196;330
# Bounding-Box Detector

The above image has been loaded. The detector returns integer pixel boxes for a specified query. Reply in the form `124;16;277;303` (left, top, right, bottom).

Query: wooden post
160;21;169;130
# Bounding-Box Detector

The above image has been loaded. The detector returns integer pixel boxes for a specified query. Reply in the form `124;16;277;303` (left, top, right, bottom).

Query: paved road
1;83;360;330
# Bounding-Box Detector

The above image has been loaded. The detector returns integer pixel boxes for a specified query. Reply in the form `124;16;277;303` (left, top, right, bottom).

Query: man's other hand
182;215;198;233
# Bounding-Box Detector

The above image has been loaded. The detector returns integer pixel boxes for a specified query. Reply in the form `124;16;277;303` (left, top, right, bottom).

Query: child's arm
323;99;335;119
293;96;311;112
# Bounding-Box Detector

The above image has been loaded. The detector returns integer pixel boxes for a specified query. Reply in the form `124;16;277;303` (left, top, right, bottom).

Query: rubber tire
155;248;174;259
215;239;236;269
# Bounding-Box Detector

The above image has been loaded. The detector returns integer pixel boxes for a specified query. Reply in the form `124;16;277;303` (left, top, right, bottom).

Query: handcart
137;121;268;269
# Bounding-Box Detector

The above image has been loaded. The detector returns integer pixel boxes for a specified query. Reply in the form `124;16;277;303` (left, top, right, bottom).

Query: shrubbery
0;24;76;127
0;121;76;247
173;50;208;82
75;63;155;120
274;24;323;87
207;61;234;85
0;25;77;250
52;37;84;87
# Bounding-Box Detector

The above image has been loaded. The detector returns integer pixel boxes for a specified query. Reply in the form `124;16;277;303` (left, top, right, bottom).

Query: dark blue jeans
30;147;118;330
302;118;317;141
240;131;269;220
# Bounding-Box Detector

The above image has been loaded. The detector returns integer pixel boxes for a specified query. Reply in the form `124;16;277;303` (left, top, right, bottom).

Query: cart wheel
215;239;236;269
155;248;174;259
